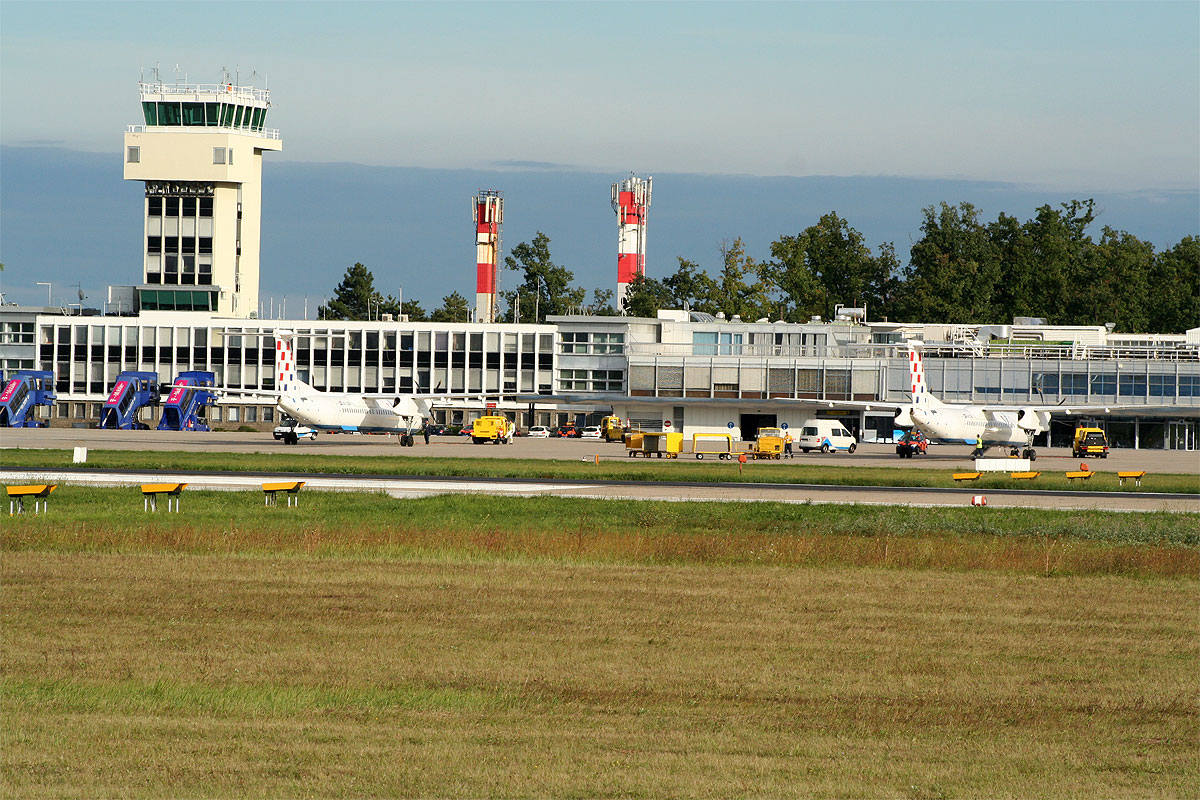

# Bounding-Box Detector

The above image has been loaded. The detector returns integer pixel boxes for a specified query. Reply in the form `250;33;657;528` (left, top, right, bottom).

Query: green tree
621;274;674;317
503;232;585;322
1071;227;1154;332
1019;199;1097;324
710;238;773;320
375;296;428;321
765;212;899;321
894;202;1001;323
587;288;619;316
430;291;471;323
400;300;429;322
318;262;377;320
663;258;719;314
1149;236;1200;333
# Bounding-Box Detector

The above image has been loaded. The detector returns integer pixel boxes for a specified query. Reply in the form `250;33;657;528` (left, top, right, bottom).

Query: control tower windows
141;100;266;130
126;146;140;163
157;102;182;126
182;103;206;126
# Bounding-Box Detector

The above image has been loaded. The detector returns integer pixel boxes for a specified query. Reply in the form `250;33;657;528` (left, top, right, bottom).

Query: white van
795;420;857;453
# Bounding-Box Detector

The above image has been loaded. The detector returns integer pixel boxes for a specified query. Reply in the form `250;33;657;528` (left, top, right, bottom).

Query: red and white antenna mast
473;190;503;323
611;174;652;311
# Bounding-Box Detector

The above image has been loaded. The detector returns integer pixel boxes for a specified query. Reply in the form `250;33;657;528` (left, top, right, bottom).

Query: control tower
611;174;652;311
473;190;504;323
123;71;282;318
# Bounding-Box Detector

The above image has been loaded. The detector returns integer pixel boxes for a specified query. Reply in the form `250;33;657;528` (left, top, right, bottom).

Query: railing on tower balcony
139;82;271;104
126;124;281;140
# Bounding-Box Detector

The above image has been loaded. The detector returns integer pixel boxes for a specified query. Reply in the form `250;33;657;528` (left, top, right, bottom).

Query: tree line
320;200;1199;333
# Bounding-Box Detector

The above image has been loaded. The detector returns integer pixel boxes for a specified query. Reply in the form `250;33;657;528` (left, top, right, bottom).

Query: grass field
5;448;1200;494
3;491;1197;797
3;553;1196;798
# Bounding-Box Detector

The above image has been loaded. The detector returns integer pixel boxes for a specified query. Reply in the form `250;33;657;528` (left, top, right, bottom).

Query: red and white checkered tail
906;341;943;407
273;329;314;396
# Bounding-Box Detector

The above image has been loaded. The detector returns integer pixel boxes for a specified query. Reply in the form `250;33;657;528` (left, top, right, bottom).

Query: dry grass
3;552;1197;798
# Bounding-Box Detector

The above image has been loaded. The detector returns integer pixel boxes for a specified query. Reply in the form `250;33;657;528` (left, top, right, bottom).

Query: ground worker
784;431;794;458
423;419;431;445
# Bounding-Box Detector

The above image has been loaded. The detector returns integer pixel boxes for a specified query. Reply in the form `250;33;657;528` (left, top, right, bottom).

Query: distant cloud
491;160;574;171
11;139;67;147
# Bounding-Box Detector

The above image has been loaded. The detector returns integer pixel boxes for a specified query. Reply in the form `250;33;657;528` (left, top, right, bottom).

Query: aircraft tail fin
274;329;316;396
906;342;944;408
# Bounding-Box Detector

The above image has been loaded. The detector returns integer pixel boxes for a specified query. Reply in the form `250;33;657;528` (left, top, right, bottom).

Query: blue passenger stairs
98;371;160;430
0;371;57;428
157;371;217;432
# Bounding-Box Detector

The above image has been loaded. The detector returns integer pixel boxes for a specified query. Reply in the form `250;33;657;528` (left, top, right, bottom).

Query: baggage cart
692;432;734;460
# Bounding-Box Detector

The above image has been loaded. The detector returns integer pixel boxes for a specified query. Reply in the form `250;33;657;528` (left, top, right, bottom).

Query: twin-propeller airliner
229;329;435;445
828;343;1116;459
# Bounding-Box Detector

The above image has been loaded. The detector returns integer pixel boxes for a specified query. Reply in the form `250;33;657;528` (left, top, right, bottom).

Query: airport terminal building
3;73;1197;450
3;305;1198;450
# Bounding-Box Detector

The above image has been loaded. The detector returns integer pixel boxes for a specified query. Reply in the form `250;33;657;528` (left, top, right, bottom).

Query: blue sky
1;1;1197;311
3;1;1197;190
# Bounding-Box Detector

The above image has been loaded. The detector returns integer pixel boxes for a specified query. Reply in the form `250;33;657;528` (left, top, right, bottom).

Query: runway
3;466;1196;513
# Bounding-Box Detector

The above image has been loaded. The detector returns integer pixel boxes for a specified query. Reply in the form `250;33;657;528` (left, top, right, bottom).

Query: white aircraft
830;343;1116;460
231;329;434;446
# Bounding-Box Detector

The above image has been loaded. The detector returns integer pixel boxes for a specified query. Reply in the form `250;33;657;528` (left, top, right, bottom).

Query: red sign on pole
486;403;497;409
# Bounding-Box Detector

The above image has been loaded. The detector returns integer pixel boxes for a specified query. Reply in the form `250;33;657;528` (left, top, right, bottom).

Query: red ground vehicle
895;431;928;458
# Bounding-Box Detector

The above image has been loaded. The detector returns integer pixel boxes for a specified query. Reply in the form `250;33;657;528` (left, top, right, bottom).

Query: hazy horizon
2;144;1195;316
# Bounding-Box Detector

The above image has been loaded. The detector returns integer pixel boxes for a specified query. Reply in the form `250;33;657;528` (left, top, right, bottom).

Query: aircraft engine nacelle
893;406;915;429
1017;408;1051;433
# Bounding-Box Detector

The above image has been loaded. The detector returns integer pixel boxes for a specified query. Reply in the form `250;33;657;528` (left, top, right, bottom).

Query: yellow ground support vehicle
601;415;626;442
692;432;734;460
752;427;785;459
1072;427;1109;458
628;431;683;458
471;414;514;444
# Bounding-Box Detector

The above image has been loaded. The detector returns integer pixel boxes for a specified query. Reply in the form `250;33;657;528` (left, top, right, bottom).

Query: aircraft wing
211;387;282;398
978;403;1117;415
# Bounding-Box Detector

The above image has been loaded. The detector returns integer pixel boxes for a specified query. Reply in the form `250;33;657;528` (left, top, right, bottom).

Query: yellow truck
470;414;515;445
752;427;785;459
1072;427;1109;459
601;415;626;442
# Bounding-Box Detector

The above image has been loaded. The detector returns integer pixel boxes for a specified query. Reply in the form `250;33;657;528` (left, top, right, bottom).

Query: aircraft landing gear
1009;446;1021;457
1022;447;1037;461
